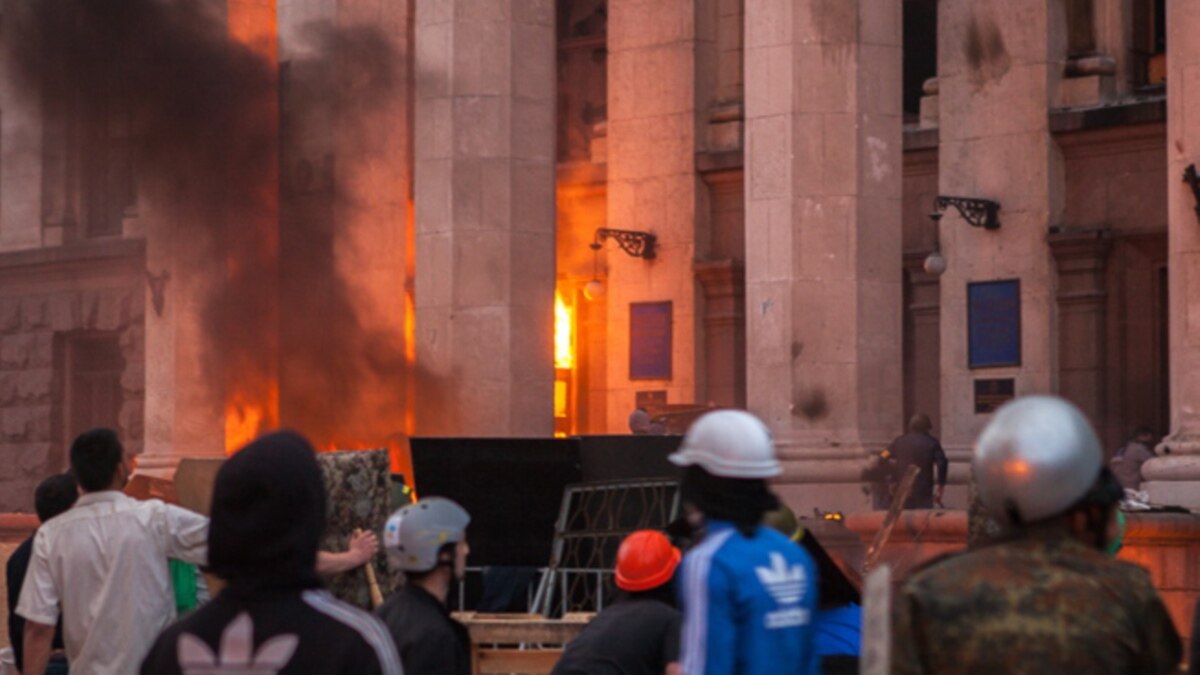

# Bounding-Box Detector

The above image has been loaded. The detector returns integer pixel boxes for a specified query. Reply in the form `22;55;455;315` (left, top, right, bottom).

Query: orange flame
224;396;266;455
555;291;575;370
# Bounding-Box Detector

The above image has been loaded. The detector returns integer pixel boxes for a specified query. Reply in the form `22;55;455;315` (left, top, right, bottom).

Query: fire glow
555;291;575;370
224;389;276;456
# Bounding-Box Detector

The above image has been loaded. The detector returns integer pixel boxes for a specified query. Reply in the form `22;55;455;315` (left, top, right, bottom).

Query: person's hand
348;529;379;566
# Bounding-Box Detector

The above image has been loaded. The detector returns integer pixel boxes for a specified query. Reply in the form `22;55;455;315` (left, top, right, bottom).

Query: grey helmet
383;497;470;572
974;395;1102;525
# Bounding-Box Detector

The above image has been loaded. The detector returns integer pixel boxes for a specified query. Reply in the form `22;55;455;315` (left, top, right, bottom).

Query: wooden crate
455;613;593;675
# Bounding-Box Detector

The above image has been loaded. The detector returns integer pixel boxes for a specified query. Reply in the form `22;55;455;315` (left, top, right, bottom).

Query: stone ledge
695;149;743;175
1050;94;1167;133
0;237;145;271
0;513;37;542
903;126;939;151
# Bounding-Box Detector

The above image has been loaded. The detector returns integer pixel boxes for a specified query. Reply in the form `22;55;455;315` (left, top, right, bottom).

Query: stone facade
0;242;145;512
0;0;1190;517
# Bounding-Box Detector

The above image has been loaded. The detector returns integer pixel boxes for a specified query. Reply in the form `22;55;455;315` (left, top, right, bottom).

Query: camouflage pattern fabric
965;468;1005;548
316;449;398;609
892;525;1181;675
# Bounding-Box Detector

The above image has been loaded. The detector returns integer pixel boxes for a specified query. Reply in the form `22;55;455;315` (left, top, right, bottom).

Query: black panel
411;438;582;567
576;434;683;482
410;435;684;567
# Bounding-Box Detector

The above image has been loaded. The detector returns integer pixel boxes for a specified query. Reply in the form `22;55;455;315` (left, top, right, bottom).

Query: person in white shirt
17;428;209;675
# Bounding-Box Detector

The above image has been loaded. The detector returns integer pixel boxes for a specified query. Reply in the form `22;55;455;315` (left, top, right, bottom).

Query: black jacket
551;595;680;675
141;587;401;674
6;535;66;672
887;432;949;508
140;431;402;674
377;584;471;675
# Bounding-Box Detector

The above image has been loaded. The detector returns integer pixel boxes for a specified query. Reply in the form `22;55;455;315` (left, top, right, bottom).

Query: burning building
0;0;1197;522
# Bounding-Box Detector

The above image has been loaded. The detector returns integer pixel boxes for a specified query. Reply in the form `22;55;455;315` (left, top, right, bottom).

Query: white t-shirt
16;490;209;675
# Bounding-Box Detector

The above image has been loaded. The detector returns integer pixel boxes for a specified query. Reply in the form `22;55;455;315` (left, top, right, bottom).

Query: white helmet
383;497;470;572
670;410;781;479
974;395;1102;525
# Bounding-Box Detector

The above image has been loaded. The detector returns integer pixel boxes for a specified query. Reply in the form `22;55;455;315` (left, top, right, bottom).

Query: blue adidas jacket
678;520;820;675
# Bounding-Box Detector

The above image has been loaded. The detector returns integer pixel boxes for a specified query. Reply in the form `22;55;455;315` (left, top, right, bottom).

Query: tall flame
555;291;575;370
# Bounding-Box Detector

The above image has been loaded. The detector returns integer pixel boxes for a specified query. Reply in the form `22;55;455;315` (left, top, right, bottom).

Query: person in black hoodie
377;498;473;675
140;431;403;675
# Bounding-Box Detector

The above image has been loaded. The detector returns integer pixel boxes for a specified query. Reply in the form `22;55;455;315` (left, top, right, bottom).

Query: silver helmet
383;497;470;572
974;395;1102;525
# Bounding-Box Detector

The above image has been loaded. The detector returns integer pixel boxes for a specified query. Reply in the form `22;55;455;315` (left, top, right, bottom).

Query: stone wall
0;514;38;651
0;242;145;512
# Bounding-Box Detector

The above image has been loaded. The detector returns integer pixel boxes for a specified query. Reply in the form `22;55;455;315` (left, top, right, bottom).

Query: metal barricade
531;479;680;616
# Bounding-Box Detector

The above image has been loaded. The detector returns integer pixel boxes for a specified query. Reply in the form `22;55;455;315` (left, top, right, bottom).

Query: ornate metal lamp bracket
1184;164;1200;220
590;228;657;259
933;195;1002;231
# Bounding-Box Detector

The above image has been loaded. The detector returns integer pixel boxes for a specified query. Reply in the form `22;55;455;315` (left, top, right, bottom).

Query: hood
208;430;326;591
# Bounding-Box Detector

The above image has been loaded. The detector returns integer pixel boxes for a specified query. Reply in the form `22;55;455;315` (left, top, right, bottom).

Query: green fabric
170;559;199;614
1106;510;1127;557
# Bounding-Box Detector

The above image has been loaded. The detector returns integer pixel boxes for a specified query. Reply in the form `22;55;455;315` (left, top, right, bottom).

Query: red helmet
615;530;681;592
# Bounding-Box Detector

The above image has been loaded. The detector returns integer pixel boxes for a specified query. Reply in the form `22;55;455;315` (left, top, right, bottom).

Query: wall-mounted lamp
590;228;657;259
923;212;947;277
930;195;1002;231
146;269;170;317
1184;164;1200;220
583;228;656;301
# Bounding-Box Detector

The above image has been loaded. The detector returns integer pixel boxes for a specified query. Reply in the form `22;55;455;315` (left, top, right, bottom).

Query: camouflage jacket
891;527;1181;675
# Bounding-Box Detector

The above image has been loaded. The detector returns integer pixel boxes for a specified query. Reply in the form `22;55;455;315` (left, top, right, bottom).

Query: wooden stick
355;528;385;609
364;562;384;609
865;465;920;572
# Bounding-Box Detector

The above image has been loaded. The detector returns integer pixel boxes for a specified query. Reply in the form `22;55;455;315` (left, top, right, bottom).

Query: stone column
1142;0;1200;507
604;0;705;429
744;0;904;514
413;0;556;436
935;0;1065;460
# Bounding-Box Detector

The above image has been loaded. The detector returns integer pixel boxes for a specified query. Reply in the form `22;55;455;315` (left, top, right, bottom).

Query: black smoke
10;0;411;451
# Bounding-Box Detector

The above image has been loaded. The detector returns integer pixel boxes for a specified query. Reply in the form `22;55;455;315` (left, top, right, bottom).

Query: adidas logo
755;552;807;606
178;613;299;675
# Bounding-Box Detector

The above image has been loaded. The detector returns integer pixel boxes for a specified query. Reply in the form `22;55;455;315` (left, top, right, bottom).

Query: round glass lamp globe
923;250;947;276
583;279;606;300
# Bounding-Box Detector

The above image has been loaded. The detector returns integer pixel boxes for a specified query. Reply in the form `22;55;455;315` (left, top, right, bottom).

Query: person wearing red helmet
551;530;683;675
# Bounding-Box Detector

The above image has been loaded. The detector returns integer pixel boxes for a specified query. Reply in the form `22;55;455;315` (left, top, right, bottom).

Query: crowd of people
0;397;1195;674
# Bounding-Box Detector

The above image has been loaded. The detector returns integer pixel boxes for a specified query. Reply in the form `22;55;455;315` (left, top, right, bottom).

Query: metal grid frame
531;479;680;616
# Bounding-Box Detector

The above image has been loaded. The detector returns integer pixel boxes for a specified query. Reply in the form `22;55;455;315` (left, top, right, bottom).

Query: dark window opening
1133;0;1167;85
557;0;607;163
903;0;937;120
40;3;135;241
54;333;124;456
1066;0;1096;57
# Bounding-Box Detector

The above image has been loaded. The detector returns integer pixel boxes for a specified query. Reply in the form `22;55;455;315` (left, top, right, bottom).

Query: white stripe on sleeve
680;529;734;675
303;590;405;675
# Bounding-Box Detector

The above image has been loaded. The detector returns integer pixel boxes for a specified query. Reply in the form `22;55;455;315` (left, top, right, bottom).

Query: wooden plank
860;564;892;675
475;649;562;674
456;613;592;645
865;465;919;572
